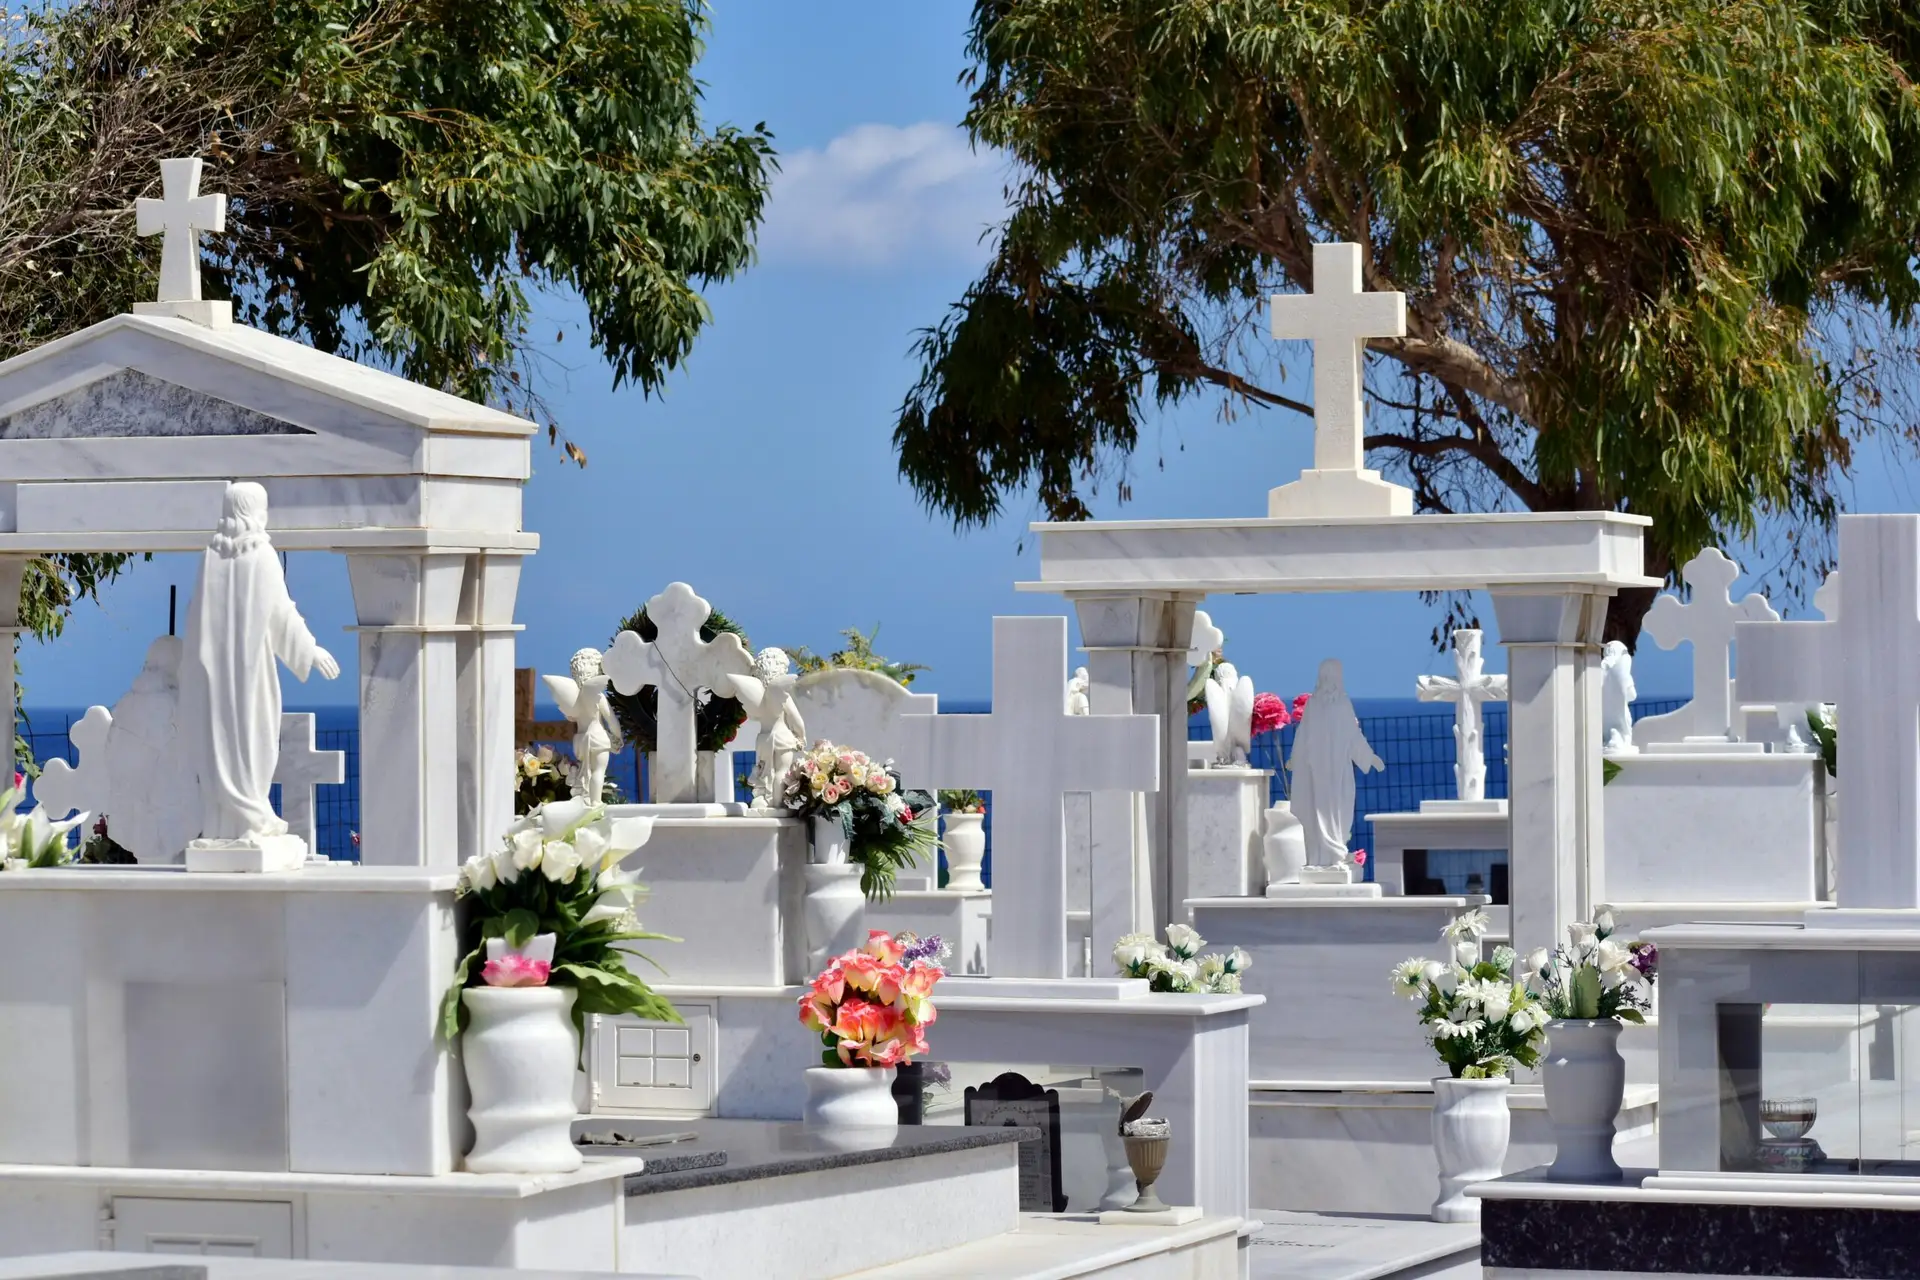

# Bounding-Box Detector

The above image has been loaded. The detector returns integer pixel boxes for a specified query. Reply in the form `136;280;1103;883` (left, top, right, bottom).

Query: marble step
841;1213;1242;1279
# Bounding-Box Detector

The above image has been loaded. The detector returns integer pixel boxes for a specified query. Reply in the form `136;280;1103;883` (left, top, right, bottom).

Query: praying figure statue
726;647;807;809
544;648;623;803
1601;640;1637;753
180;482;338;868
1287;658;1385;869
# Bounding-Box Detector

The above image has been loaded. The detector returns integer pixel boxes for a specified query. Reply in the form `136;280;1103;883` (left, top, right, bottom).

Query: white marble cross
31;705;111;824
894;616;1161;978
1267;242;1411;517
1415;629;1509;802
1641;547;1778;742
1736;516;1919;911
135;158;226;304
276;713;345;853
605;582;754;805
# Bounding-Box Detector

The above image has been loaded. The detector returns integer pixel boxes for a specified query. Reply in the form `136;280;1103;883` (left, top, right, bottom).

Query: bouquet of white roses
1392;909;1549;1079
441;798;679;1043
1113;924;1250;994
1520;905;1656;1023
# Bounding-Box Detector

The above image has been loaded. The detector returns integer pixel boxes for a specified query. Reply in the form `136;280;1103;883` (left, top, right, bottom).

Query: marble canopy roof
1019;510;1658;596
0;312;538;554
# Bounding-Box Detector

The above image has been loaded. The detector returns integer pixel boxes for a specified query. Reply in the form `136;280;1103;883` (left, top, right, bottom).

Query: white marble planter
804;863;865;972
1430;1075;1509;1223
943;811;986;891
461;986;583;1175
1542;1018;1625;1182
802;1065;898;1131
1262;802;1307;888
810;814;848;865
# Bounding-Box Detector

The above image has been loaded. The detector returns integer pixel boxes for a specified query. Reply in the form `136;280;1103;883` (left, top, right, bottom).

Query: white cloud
759;122;1010;267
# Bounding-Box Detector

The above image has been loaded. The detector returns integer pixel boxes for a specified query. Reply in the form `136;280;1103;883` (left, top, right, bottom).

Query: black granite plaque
1483;1193;1920;1277
964;1071;1067;1212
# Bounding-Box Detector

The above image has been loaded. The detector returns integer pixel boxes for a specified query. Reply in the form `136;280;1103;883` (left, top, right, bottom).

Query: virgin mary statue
180;483;338;859
1287;658;1385;869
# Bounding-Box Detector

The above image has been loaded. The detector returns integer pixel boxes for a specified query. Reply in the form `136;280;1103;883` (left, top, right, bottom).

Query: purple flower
1629;941;1658;976
903;934;947;965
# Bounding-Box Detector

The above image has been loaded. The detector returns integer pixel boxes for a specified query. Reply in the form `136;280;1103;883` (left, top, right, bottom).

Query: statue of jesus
180;482;338;868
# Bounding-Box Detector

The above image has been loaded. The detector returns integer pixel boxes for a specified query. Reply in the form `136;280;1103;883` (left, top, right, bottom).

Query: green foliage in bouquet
782;742;938;900
607;604;749;753
1808;705;1837;779
938;788;984;813
441;799;680;1046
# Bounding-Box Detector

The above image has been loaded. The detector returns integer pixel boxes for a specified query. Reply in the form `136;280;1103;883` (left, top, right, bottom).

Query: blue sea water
17;695;1683;890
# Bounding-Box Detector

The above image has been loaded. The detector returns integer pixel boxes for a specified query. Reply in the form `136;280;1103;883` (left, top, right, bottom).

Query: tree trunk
1603;545;1673;651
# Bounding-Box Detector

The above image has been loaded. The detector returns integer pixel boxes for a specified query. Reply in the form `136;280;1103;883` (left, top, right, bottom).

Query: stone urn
1262;802;1308;888
1430;1075;1510;1222
1542;1019;1626;1182
461;986;583;1174
942;810;986;891
803;1066;898;1132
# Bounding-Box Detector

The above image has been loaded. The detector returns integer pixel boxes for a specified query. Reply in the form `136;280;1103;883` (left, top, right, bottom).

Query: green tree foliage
790;624;930;687
897;0;1920;640
0;0;771;636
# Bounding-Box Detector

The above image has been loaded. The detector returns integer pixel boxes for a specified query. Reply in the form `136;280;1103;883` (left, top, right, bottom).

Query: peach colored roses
799;929;944;1068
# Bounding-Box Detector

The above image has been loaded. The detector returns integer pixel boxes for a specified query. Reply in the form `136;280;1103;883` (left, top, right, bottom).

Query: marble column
1072;593;1198;951
0;557;24;781
454;553;524;864
346;553;467;868
1491;590;1610;957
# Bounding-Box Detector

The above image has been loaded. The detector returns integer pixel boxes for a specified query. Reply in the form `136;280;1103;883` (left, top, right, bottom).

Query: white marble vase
803;1066;898;1132
943;811;986;891
1542;1019;1626;1182
1262;802;1307;887
461;987;583;1175
1430;1075;1509;1222
805;814;865;973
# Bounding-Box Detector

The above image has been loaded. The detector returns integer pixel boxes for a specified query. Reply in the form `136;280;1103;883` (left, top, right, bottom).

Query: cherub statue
1066;666;1091;715
725;647;807;809
1601;640;1637;754
544;648;622;803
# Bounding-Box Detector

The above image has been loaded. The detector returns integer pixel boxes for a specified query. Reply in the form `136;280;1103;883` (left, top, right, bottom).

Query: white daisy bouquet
1520;905;1656;1023
1113;924;1250;994
1392;909;1549;1079
440;798;679;1042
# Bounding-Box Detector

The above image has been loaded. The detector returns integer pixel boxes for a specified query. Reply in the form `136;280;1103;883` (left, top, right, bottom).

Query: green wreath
607;604;751;754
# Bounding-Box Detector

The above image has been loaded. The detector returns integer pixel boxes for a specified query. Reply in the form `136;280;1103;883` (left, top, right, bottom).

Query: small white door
110;1196;294;1257
593;1000;716;1113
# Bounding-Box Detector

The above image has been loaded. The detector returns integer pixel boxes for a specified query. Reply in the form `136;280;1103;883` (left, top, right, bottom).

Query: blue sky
21;0;1920;710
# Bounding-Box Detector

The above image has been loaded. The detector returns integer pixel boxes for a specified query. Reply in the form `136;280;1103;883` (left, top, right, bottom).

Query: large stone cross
1415;629;1508;802
895;616;1160;978
276;713;346;853
1267;242;1411;518
1736;516;1919;912
605;582;754;805
135;158;226;305
1642;547;1778;742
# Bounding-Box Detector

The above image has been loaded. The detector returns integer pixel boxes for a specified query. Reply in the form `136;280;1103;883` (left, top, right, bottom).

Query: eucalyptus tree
897;0;1920;639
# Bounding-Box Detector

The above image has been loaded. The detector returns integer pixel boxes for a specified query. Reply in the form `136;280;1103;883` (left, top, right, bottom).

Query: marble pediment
0;367;310;440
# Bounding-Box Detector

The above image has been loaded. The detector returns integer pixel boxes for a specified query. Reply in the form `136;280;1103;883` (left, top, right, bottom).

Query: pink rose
1250;691;1289;735
481;954;551;987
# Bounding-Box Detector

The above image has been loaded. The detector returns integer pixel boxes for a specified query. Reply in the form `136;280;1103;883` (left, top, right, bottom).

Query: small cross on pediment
133;157;231;327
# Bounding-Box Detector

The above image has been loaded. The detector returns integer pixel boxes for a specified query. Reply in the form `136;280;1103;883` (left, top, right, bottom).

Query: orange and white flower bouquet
798;929;945;1068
